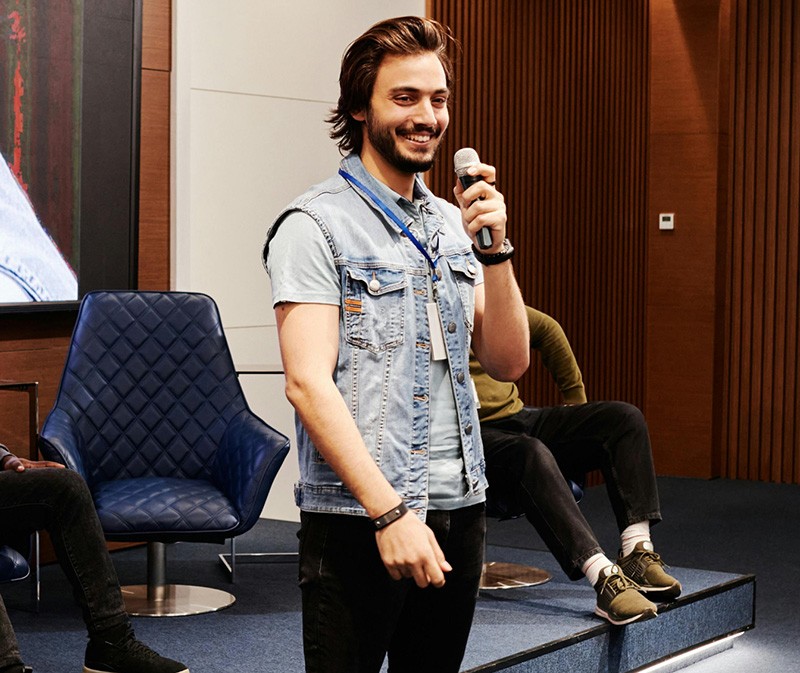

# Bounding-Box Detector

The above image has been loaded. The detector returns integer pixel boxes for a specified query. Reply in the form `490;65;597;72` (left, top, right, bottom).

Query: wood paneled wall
138;0;171;290
427;1;650;410
719;0;800;482
646;0;729;478
430;0;800;485
0;0;171;458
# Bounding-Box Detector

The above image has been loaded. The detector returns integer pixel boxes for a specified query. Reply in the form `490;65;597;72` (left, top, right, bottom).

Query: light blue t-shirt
267;184;477;510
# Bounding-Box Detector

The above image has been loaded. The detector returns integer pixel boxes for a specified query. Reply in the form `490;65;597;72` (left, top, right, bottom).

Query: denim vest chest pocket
343;266;407;353
442;253;479;332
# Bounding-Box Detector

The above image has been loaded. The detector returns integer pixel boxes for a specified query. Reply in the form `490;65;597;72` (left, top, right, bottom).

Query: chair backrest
48;291;248;485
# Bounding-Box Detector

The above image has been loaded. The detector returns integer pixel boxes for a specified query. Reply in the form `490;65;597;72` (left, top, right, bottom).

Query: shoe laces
636;548;668;569
602;569;641;594
115;635;160;661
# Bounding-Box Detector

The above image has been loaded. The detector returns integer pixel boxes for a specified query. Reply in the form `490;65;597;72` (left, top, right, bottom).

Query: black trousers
481;401;661;580
0;468;129;668
298;504;485;673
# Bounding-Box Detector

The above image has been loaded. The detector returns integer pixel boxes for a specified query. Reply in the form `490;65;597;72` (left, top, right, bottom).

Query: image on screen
0;0;140;313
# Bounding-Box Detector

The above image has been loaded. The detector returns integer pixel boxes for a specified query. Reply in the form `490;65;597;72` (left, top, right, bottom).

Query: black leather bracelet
372;501;409;530
471;238;515;265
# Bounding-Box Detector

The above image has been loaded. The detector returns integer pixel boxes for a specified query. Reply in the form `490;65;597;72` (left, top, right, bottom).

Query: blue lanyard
339;169;439;282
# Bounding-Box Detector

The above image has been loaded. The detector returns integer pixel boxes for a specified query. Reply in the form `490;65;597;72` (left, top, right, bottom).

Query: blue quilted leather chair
0;534;39;612
38;291;290;616
0;545;30;583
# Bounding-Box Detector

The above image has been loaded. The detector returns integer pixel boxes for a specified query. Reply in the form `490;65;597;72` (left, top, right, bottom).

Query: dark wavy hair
327;16;457;156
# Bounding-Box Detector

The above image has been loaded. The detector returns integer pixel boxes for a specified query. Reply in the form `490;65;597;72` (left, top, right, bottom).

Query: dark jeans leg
388;504;485;673
481;423;602;579
298;511;406;673
298;505;485;673
0;592;22;669
0;468;129;647
483;402;661;578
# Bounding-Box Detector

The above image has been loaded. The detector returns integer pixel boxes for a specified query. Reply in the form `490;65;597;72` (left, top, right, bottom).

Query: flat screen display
0;0;141;313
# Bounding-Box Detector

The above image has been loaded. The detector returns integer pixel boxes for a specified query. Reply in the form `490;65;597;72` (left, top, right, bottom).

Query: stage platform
5;520;755;672
463;546;754;672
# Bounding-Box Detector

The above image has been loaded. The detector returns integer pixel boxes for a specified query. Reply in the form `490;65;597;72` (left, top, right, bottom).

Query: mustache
397;122;441;137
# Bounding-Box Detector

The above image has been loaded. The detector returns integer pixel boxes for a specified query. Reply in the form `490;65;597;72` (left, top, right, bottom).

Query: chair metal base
121;583;235;617
120;541;236;616
218;537;297;583
480;561;552;590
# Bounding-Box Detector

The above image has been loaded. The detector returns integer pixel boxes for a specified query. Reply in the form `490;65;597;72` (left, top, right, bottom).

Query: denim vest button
447;321;457;333
456;372;465;383
465;423;473;435
368;278;380;292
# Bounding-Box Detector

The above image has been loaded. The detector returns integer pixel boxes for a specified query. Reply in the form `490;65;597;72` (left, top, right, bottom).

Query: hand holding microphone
453;148;504;250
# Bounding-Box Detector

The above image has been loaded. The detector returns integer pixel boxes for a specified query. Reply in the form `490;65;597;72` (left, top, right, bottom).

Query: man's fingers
387;566;403;581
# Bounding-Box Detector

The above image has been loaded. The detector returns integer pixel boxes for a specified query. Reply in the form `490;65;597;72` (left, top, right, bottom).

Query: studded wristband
372;501;409;530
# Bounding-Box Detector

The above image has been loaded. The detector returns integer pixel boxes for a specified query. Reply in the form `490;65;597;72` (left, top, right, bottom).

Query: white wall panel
187;0;422;101
173;0;425;521
186;89;338;329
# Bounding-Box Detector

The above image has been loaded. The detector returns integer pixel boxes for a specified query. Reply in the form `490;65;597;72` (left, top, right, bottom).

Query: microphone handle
458;174;493;249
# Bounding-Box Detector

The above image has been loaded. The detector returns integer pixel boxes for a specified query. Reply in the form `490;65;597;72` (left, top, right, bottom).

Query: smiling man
263;16;529;673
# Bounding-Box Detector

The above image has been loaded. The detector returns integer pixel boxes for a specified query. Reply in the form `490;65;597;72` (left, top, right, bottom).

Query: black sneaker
83;631;189;673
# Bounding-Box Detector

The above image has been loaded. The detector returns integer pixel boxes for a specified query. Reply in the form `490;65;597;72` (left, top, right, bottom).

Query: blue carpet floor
2;476;797;672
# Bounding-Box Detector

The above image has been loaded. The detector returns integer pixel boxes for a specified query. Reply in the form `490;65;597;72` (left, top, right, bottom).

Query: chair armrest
0;545;30;583
213;410;290;534
38;408;89;479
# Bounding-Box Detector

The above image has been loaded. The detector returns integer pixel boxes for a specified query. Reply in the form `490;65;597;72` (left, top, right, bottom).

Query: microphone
454;147;493;249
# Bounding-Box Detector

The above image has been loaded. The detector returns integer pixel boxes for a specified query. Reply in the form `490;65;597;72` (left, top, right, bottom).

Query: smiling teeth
407;134;431;142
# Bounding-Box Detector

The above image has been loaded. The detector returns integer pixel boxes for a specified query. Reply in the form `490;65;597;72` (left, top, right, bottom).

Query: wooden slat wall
720;0;800;483
646;0;727;479
427;1;649;410
138;0;171;290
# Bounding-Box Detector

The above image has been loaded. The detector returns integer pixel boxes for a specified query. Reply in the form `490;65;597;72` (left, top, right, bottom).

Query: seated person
0;442;188;673
470;306;681;626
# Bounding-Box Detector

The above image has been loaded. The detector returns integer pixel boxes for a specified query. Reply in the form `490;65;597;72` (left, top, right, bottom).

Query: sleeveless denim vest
264;154;487;518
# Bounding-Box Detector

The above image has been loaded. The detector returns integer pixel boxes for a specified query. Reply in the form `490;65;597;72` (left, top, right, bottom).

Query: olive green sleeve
527;306;587;404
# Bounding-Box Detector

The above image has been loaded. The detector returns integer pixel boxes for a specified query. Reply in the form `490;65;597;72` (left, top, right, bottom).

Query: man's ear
351;109;366;122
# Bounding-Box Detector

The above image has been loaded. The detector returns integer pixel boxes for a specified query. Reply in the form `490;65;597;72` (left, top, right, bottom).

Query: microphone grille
453;147;480;176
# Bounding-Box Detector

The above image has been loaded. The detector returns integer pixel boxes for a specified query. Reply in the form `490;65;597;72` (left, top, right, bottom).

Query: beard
364;112;443;174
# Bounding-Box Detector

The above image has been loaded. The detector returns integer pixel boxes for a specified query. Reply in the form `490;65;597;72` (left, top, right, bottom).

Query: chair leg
217;537;298;583
120;542;236;617
33;531;40;613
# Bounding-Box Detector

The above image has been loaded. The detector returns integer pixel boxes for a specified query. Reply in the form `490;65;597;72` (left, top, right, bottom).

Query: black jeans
481;401;661;580
298;504;485;673
0;468;129;668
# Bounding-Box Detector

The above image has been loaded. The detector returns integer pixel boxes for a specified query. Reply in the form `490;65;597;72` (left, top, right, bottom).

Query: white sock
620;521;651;557
582;553;615;586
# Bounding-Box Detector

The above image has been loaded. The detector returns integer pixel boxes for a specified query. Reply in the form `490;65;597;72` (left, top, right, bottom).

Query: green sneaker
618;541;682;601
594;564;658;625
